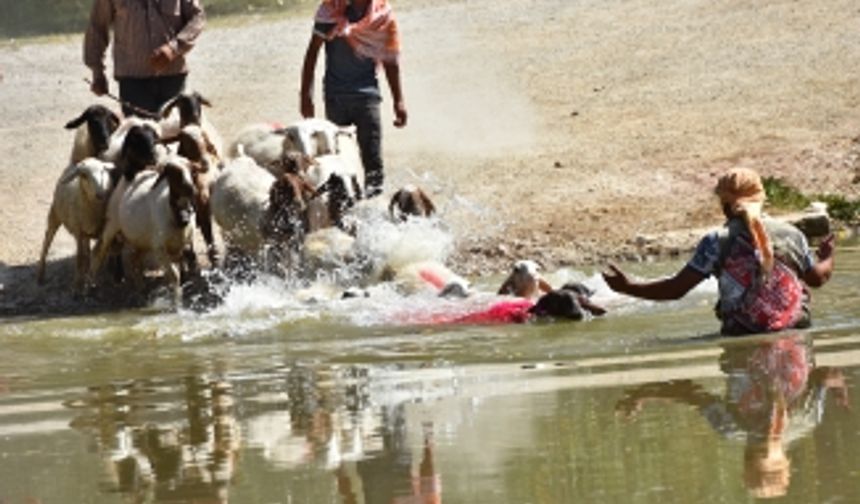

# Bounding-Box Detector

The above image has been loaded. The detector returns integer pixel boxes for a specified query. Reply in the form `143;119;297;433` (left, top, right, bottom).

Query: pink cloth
315;0;401;62
397;299;535;326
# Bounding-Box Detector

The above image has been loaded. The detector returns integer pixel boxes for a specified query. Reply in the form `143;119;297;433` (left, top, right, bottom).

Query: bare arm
382;60;407;127
803;234;834;288
603;264;707;301
300;34;325;118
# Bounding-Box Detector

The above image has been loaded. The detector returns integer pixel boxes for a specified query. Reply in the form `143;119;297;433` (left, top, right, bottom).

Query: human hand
90;71;108;96
393;100;407;128
817;233;835;261
149;43;177;74
602;263;631;293
300;94;315;118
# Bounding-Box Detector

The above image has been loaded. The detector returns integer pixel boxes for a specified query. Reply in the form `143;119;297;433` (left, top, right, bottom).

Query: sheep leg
74;236;91;293
160;254;182;309
196;203;218;266
90;219;120;282
36;206;61;285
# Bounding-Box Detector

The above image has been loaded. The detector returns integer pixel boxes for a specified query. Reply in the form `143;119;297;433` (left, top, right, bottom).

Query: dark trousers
325;95;384;195
118;74;186;117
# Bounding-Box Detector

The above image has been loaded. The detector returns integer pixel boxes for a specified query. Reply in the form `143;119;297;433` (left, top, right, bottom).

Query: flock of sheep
37;92;438;307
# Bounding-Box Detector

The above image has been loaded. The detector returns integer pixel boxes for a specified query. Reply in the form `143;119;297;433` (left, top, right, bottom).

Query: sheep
36;158;118;291
65;104;121;164
90;155;198;306
101;117;163;168
227;123;288;173
173;124;222;264
227;119;358;179
497;260;552;298
210;150;315;273
281;118;341;157
159;91;224;160
389;185;436;222
304;155;364;232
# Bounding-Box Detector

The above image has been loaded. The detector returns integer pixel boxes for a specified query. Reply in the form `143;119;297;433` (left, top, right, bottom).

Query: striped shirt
84;0;205;78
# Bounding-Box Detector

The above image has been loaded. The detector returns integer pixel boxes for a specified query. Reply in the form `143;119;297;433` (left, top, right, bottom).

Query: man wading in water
300;0;407;198
603;167;835;335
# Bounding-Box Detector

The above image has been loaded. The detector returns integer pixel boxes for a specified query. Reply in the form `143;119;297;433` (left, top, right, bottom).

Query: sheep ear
160;96;179;118
196;92;212;108
65;112;87;130
417;189;436;216
108;111;121;131
59;167;81;184
154;170;168;189
388;192;399;220
497;277;514;295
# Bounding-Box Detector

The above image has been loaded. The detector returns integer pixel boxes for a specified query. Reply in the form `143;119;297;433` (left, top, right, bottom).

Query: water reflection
66;363;447;503
68;375;240;503
616;333;850;499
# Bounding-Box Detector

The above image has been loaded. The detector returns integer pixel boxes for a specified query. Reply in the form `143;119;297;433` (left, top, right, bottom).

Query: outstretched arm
383;60;407;127
300;34;325;118
603;264;707;301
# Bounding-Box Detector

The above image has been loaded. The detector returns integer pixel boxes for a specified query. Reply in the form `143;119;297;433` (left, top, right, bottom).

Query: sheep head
120;123;161;180
61;158;116;202
498;259;550;298
262;173;316;243
155;157;197;228
389;185;436;222
161;91;212;127
65;105;120;156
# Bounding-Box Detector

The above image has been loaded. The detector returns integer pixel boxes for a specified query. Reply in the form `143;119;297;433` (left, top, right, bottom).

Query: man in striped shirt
84;0;206;117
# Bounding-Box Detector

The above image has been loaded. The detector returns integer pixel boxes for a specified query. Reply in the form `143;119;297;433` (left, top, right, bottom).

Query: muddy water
1;245;860;503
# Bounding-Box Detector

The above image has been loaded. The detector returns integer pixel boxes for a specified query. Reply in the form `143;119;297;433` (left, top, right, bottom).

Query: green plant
762;176;810;211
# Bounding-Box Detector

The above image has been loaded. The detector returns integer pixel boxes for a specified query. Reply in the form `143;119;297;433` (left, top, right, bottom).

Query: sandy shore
2;0;859;313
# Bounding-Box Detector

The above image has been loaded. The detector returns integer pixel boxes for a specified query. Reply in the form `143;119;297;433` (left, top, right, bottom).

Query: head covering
715;167;774;273
315;0;401;62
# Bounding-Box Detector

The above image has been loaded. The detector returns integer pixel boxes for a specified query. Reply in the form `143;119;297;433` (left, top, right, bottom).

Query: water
2;221;860;502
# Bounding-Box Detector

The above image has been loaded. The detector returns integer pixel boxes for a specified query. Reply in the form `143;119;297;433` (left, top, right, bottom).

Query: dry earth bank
1;0;859;312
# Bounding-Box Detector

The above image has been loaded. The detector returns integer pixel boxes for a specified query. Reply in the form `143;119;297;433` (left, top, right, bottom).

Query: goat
211;150;315;273
65;104;121;163
91;156;198;306
36;158;118;291
389;185;436;222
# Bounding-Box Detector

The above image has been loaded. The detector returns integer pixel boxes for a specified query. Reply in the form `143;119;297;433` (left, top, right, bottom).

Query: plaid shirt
84;0;205;78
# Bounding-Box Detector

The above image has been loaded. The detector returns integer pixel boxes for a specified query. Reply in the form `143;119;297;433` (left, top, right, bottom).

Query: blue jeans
325;94;384;195
118;74;186;117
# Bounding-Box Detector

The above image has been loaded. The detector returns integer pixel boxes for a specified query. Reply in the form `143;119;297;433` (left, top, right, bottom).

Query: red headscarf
315;0;401;62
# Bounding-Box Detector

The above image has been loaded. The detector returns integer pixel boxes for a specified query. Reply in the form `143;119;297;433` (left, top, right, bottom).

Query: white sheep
65;105;121;164
36;158;117;291
227;123;286;171
210;149;315;271
91;155;198;306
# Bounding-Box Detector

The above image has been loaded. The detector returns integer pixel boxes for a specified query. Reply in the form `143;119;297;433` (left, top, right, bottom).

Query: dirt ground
2;0;860;313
